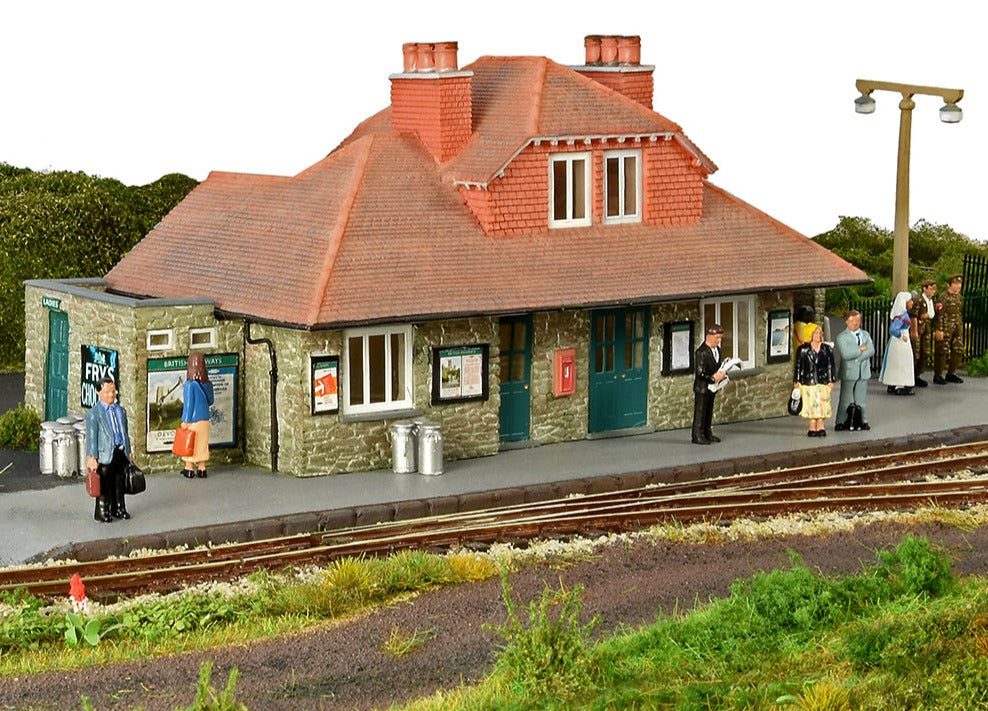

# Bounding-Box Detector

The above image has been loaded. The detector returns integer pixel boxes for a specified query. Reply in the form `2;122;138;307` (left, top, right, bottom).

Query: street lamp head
939;102;963;123
854;92;876;114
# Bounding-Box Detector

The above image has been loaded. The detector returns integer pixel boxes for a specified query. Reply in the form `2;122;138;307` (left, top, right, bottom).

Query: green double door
45;310;69;420
589;308;649;433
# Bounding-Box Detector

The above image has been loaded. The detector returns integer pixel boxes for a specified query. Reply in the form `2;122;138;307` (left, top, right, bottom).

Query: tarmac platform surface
2;371;986;566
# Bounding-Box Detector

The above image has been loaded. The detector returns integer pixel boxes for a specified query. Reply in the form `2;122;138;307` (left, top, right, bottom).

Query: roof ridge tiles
528;57;548;136
306;136;375;324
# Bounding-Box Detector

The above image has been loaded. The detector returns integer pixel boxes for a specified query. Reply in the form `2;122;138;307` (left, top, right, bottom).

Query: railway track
3;441;988;600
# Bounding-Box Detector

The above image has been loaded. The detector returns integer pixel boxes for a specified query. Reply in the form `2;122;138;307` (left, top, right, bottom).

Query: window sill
339;408;423;423
732;367;764;379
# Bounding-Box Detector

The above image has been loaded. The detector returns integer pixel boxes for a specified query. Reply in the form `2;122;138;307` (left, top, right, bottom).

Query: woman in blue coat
178;353;214;479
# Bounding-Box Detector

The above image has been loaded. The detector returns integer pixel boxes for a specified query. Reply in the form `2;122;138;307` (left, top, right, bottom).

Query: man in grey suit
834;310;875;431
85;376;132;522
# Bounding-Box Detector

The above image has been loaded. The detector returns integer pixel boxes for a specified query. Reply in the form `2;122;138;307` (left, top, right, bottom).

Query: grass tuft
381;626;435;657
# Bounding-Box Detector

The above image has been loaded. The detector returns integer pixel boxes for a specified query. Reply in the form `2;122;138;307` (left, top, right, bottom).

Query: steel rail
2;442;987;599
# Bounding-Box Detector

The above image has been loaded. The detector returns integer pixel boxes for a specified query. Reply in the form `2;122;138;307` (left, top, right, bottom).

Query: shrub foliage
0;404;41;450
0;164;197;370
813;216;988;311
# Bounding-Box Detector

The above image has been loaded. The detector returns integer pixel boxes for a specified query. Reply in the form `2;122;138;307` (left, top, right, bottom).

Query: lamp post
854;79;964;295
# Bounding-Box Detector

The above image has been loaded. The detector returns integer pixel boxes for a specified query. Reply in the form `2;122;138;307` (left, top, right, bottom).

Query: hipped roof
106;55;868;328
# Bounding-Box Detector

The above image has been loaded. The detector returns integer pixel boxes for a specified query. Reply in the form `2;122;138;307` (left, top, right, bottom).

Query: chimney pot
402;42;418;73
617;36;640;65
433;41;458;71
584;35;602;65
416;42;435;72
600;36;618;65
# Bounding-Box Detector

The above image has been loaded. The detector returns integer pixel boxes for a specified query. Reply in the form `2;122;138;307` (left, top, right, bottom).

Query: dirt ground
2;517;986;711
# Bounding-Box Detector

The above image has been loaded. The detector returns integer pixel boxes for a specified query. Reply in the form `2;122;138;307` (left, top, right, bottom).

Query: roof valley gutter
245;320;279;472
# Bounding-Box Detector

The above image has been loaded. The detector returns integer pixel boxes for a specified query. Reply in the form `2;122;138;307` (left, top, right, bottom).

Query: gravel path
1;517;986;710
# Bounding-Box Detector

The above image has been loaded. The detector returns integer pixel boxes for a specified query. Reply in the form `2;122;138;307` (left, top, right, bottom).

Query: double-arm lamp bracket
854;79;964;294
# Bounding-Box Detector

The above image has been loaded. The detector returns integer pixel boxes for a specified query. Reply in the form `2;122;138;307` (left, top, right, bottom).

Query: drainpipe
244;320;279;472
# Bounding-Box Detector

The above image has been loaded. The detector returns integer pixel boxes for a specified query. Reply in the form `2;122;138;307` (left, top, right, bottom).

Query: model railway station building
24;36;868;477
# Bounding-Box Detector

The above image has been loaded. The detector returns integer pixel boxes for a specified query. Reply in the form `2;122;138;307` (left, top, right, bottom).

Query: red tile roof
106;55;867;328
341;56;714;186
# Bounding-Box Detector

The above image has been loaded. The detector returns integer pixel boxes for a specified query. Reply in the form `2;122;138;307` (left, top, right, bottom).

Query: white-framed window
700;295;756;369
603;149;641;223
189;327;217;349
549;152;591;228
342;324;413;414
147;329;173;351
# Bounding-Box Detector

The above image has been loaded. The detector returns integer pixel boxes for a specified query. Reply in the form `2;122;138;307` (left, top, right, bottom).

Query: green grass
0;550;500;677
400;535;988;710
4;522;988;710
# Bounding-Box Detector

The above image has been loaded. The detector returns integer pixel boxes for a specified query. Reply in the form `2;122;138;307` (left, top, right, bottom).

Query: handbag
787;387;802;416
125;461;147;495
171;426;196;457
85;467;101;498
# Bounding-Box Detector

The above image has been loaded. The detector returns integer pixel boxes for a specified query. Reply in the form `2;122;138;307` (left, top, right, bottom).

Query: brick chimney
390;41;473;162
575;35;653;110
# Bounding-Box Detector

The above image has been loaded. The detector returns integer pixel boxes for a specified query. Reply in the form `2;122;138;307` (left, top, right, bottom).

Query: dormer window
549;152;591;228
604;150;641;223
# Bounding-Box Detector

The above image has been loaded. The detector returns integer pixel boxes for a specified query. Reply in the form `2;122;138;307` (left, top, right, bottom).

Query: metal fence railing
846;299;986;375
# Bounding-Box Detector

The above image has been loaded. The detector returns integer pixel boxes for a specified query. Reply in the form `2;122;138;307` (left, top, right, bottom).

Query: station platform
2;371;986;567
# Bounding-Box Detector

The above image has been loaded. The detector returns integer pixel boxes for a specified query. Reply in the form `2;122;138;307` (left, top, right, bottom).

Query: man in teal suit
834;310;875;431
85;376;132;522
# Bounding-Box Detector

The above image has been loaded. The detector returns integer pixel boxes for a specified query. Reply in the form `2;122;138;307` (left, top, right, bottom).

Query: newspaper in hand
707;356;743;392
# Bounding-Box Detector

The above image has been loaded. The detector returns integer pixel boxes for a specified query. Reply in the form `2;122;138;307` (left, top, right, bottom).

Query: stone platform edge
40;424;988;564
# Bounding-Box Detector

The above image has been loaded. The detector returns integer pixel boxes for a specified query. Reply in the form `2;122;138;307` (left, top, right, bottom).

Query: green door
499;316;532;442
45;309;69;420
589;308;649;433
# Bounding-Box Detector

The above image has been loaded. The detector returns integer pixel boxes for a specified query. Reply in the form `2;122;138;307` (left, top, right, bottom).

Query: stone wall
253;317;502;477
647;301;698;429
647;293;795;432
24;279;243;473
530;310;589;444
25;279;801;478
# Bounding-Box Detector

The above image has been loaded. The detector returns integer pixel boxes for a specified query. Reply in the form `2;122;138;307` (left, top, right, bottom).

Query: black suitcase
846;403;864;431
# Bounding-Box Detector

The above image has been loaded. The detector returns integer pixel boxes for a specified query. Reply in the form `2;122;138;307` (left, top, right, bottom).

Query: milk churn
416;420;444;476
389;421;418;473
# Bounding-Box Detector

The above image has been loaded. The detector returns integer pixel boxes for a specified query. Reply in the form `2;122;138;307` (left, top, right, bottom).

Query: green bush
966;351;988;377
0;164;197;370
0;404;41;450
487;571;600;700
874;534;955;598
813;216;988;311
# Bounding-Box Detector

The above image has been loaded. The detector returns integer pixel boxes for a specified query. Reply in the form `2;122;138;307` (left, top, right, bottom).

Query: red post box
553;348;576;396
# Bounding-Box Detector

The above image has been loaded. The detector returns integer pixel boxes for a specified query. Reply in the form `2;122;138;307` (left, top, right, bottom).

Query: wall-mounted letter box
553;348;576;397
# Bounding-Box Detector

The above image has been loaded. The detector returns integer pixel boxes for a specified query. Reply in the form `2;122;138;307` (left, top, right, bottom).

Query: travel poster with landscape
145;354;238;452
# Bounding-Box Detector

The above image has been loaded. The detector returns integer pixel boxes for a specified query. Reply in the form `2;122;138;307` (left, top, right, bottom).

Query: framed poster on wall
146;353;239;452
661;321;694;375
767;310;792;363
431;344;489;404
310;355;339;414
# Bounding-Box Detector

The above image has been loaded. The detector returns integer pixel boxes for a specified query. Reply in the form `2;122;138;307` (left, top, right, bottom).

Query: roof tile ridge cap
306;136;375;324
671;132;718;174
528;57;549;136
207;169;288;182
560;60;682;128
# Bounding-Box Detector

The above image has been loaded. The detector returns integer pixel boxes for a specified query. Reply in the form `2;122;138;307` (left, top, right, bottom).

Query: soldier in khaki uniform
908;280;937;387
933;274;965;384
